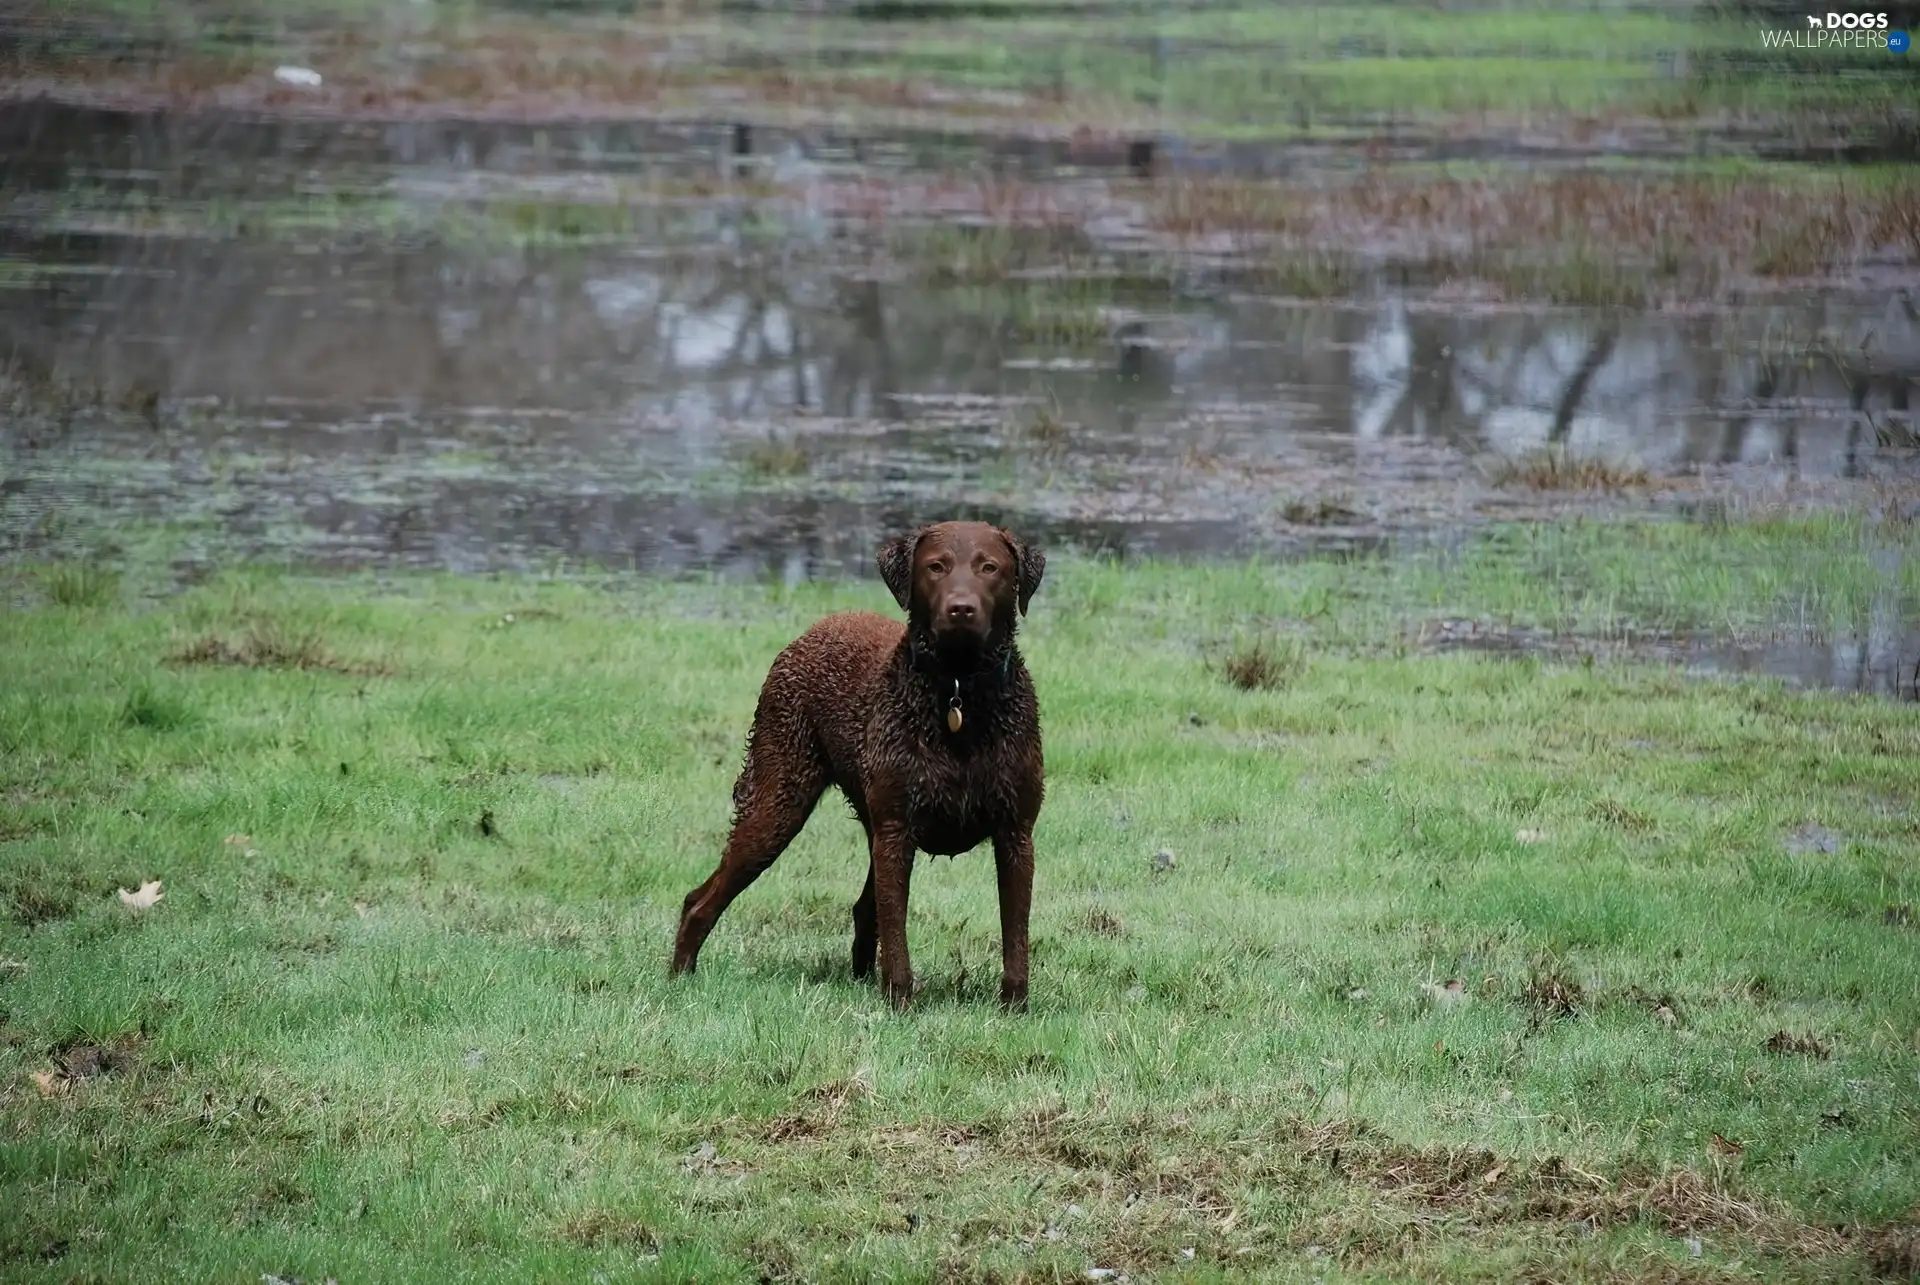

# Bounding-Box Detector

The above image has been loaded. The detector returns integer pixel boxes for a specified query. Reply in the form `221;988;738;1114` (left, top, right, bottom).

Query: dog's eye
979;562;998;575
926;561;948;576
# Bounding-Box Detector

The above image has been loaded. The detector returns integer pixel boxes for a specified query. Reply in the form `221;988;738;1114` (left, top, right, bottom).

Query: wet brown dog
671;521;1046;1011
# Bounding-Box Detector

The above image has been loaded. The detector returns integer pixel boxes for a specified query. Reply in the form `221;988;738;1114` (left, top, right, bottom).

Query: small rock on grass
1152;849;1175;872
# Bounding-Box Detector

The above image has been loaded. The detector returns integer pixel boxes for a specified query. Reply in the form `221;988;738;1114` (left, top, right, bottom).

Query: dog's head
878;521;1045;660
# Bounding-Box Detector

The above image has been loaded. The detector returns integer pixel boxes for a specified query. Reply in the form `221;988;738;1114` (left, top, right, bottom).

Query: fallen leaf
1482;1163;1507;1185
28;1070;68;1098
117;879;164;910
1654;1004;1678;1028
224;834;251;847
1709;1132;1744;1158
1515;828;1547;844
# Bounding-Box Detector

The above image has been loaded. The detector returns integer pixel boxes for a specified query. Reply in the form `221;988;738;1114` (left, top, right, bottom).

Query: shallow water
3;100;1918;697
5;228;1916;566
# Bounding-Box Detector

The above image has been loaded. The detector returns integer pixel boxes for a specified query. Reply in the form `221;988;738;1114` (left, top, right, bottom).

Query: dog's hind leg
671;711;827;976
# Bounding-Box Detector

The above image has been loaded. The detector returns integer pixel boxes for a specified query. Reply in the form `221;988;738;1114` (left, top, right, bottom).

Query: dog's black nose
946;601;977;621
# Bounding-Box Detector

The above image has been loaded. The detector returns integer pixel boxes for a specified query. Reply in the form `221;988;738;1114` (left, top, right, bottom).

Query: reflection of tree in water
1353;291;1918;477
10;228;1914;477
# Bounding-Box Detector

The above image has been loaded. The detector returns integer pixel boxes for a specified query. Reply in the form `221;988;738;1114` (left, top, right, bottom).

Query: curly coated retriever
671;521;1047;1011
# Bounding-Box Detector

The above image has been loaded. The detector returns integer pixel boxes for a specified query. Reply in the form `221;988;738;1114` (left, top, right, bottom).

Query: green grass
2;516;1918;1281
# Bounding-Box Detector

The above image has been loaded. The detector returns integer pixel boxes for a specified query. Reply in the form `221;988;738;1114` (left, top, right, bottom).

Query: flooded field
3;86;1918;697
6;14;1920;1277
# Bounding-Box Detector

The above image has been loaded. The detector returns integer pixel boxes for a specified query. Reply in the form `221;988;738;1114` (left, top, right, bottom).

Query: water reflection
3;232;1915;478
4;221;1918;700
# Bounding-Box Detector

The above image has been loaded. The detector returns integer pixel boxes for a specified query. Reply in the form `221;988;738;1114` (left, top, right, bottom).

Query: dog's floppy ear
998;528;1046;616
877;526;930;612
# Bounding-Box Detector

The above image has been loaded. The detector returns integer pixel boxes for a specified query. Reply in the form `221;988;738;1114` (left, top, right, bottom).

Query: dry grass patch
1219;637;1307;692
167;624;389;676
1147;173;1920;291
1491;449;1651;493
1762;1031;1833;1061
557;1209;660;1253
749;1106;1878;1272
756;1071;875;1144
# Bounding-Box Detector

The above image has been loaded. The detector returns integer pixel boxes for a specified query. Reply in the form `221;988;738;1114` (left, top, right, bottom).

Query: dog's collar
908;632;1014;686
910;632;1013;734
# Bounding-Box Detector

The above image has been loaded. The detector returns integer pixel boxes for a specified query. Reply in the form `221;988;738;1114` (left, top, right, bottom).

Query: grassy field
10;0;1915;146
2;515;1918;1281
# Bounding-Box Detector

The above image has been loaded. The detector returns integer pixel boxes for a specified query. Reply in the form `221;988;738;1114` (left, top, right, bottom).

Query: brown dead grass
558;1209;659;1253
1220;638;1306;693
167;626;389;676
1590;798;1656;833
1491;449;1652;493
28;1032;147;1097
1863;1225;1920;1282
1522;968;1585;1023
750;1105;1877;1272
1761;1031;1833;1061
1280;494;1363;527
755;1070;875;1144
1146;173;1920;291
0;18;1074;129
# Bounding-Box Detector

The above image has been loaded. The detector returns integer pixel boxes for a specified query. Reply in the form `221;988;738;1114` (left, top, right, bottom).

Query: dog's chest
905;743;1019;853
863;713;1028;855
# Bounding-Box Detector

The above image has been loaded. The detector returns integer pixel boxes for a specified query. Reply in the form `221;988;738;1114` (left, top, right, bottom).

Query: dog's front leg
870;819;917;1010
992;826;1034;1012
